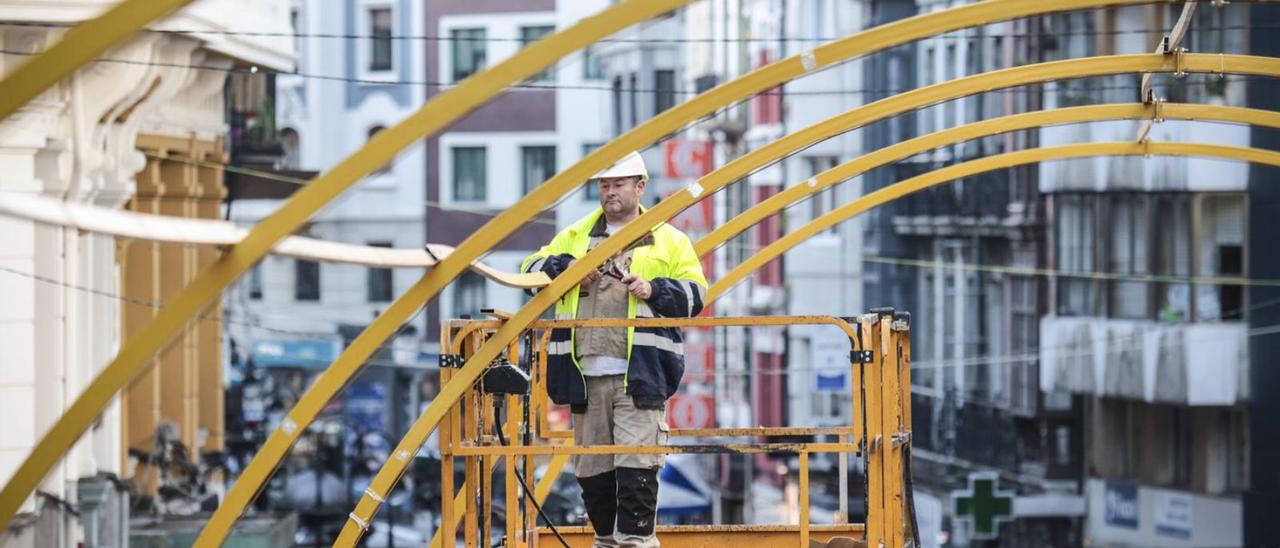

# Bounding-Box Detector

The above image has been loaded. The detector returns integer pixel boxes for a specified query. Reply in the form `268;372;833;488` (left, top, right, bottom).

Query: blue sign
1104;483;1140;529
251;339;341;368
346;381;387;432
816;371;846;391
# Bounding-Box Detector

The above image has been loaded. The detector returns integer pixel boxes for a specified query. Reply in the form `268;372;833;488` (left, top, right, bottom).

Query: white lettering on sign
1154;491;1192;539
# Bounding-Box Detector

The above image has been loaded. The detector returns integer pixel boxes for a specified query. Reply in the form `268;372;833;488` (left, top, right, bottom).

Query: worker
522;151;708;547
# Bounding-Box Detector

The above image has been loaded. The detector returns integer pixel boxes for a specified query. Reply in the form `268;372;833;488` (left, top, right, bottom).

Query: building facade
221;1;432;541
0;1;292;546
860;0;1078;545
1039;4;1256;547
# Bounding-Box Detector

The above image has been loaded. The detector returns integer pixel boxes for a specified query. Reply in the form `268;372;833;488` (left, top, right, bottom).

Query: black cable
0;47;1259;96
1;20;1266;43
902;444;922;548
493;401;571;548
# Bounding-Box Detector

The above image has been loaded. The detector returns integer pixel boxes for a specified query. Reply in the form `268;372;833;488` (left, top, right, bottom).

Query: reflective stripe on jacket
521;208;708;411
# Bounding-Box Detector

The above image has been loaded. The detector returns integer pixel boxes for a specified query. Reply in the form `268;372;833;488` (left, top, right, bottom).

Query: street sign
667;393;715;429
812;329;849;392
663;139;713;179
953;472;1014;540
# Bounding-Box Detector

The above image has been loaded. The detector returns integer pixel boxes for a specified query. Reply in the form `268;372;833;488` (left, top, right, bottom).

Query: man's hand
621;273;652;300
568;259;601;286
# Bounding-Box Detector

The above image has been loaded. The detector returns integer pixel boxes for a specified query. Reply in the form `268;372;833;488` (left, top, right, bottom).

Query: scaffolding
427;312;913;548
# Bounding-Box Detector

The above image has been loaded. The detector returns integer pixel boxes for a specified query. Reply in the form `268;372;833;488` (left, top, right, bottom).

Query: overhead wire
0;263;420;362
0;48;1259;96
0;20;1266;43
154;151;565;226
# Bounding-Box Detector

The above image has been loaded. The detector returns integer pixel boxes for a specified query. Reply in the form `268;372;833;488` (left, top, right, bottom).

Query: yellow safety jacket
521;208;708;411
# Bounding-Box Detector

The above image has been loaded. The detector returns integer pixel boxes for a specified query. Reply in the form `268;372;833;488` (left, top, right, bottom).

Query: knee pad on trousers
576;470;618;537
615;467;660;536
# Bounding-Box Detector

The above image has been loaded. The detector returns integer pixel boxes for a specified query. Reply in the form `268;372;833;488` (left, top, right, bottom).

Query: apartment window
964;40;982;130
1093;399;1142;479
280;128;300;170
453;272;487;319
1008;274;1038;415
654;69;676;114
520;25;555;82
368;6;393;72
521;145;556;194
751;52;782;126
582;143;602;200
921;47;936;135
806;156;840;227
295;259;320;301
368;126;392;175
1197;195;1246;320
629;73;638;128
452;146;486;201
248;263;263;300
1107;195;1150;319
367;242;393;302
582;45;605;80
612;76;624;135
452;28;486;81
290;7;302;61
1057;192;1248;322
1056;194;1099;316
944;44;958;129
1154;195;1192;323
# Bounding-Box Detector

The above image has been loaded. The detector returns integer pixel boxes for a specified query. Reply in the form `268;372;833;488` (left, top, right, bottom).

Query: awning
658;454;713;515
251;339;341;368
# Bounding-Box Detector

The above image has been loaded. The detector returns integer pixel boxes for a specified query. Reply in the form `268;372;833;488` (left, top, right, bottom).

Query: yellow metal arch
710;141;1280;302
0;0;194;121
212;0;1223;539
336;52;1280;543
695;102;1280;257
0;0;695;532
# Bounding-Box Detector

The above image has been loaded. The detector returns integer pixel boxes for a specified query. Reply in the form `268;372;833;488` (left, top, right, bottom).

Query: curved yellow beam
696;102;1280;256
188;3;694;544
710;141;1280;302
337;51;1279;543
0;191;548;287
0;0;194;121
218;1;1217;541
0;0;693;534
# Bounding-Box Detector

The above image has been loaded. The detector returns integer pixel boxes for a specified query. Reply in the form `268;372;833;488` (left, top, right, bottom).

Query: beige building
0;2;291;545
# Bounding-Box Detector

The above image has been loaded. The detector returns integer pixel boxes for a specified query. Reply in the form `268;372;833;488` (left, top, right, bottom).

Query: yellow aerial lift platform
433;310;917;548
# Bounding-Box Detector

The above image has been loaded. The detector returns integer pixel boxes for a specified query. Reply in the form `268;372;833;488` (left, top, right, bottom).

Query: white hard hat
592;151;649;181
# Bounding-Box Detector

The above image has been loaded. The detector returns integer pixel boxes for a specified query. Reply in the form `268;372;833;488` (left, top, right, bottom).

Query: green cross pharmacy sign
953;472;1014;540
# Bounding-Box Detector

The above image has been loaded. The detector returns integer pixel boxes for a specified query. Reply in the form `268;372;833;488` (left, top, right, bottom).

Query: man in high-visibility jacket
522;151;707;548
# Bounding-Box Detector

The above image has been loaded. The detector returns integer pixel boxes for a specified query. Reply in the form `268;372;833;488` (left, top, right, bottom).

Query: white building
425;0;613;335
226;0;429;359
777;0;868;433
0;1;292;546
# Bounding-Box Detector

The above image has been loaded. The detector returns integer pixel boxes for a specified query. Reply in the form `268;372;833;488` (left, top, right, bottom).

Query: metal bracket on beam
891;431;913;449
1138;1;1198;142
1136;97;1166;144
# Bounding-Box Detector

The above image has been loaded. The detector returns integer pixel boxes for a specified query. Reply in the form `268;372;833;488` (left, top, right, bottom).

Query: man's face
598;176;645;217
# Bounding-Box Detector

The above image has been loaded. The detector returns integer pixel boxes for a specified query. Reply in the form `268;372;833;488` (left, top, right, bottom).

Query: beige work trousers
571;374;669;477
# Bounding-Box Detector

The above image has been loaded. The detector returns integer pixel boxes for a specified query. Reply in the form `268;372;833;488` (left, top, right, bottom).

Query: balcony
1039;316;1248;406
891;159;1037;237
225;72;316;200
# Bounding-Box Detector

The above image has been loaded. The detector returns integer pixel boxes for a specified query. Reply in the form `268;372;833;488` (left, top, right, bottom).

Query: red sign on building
667;393;716;429
663;139;714;179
